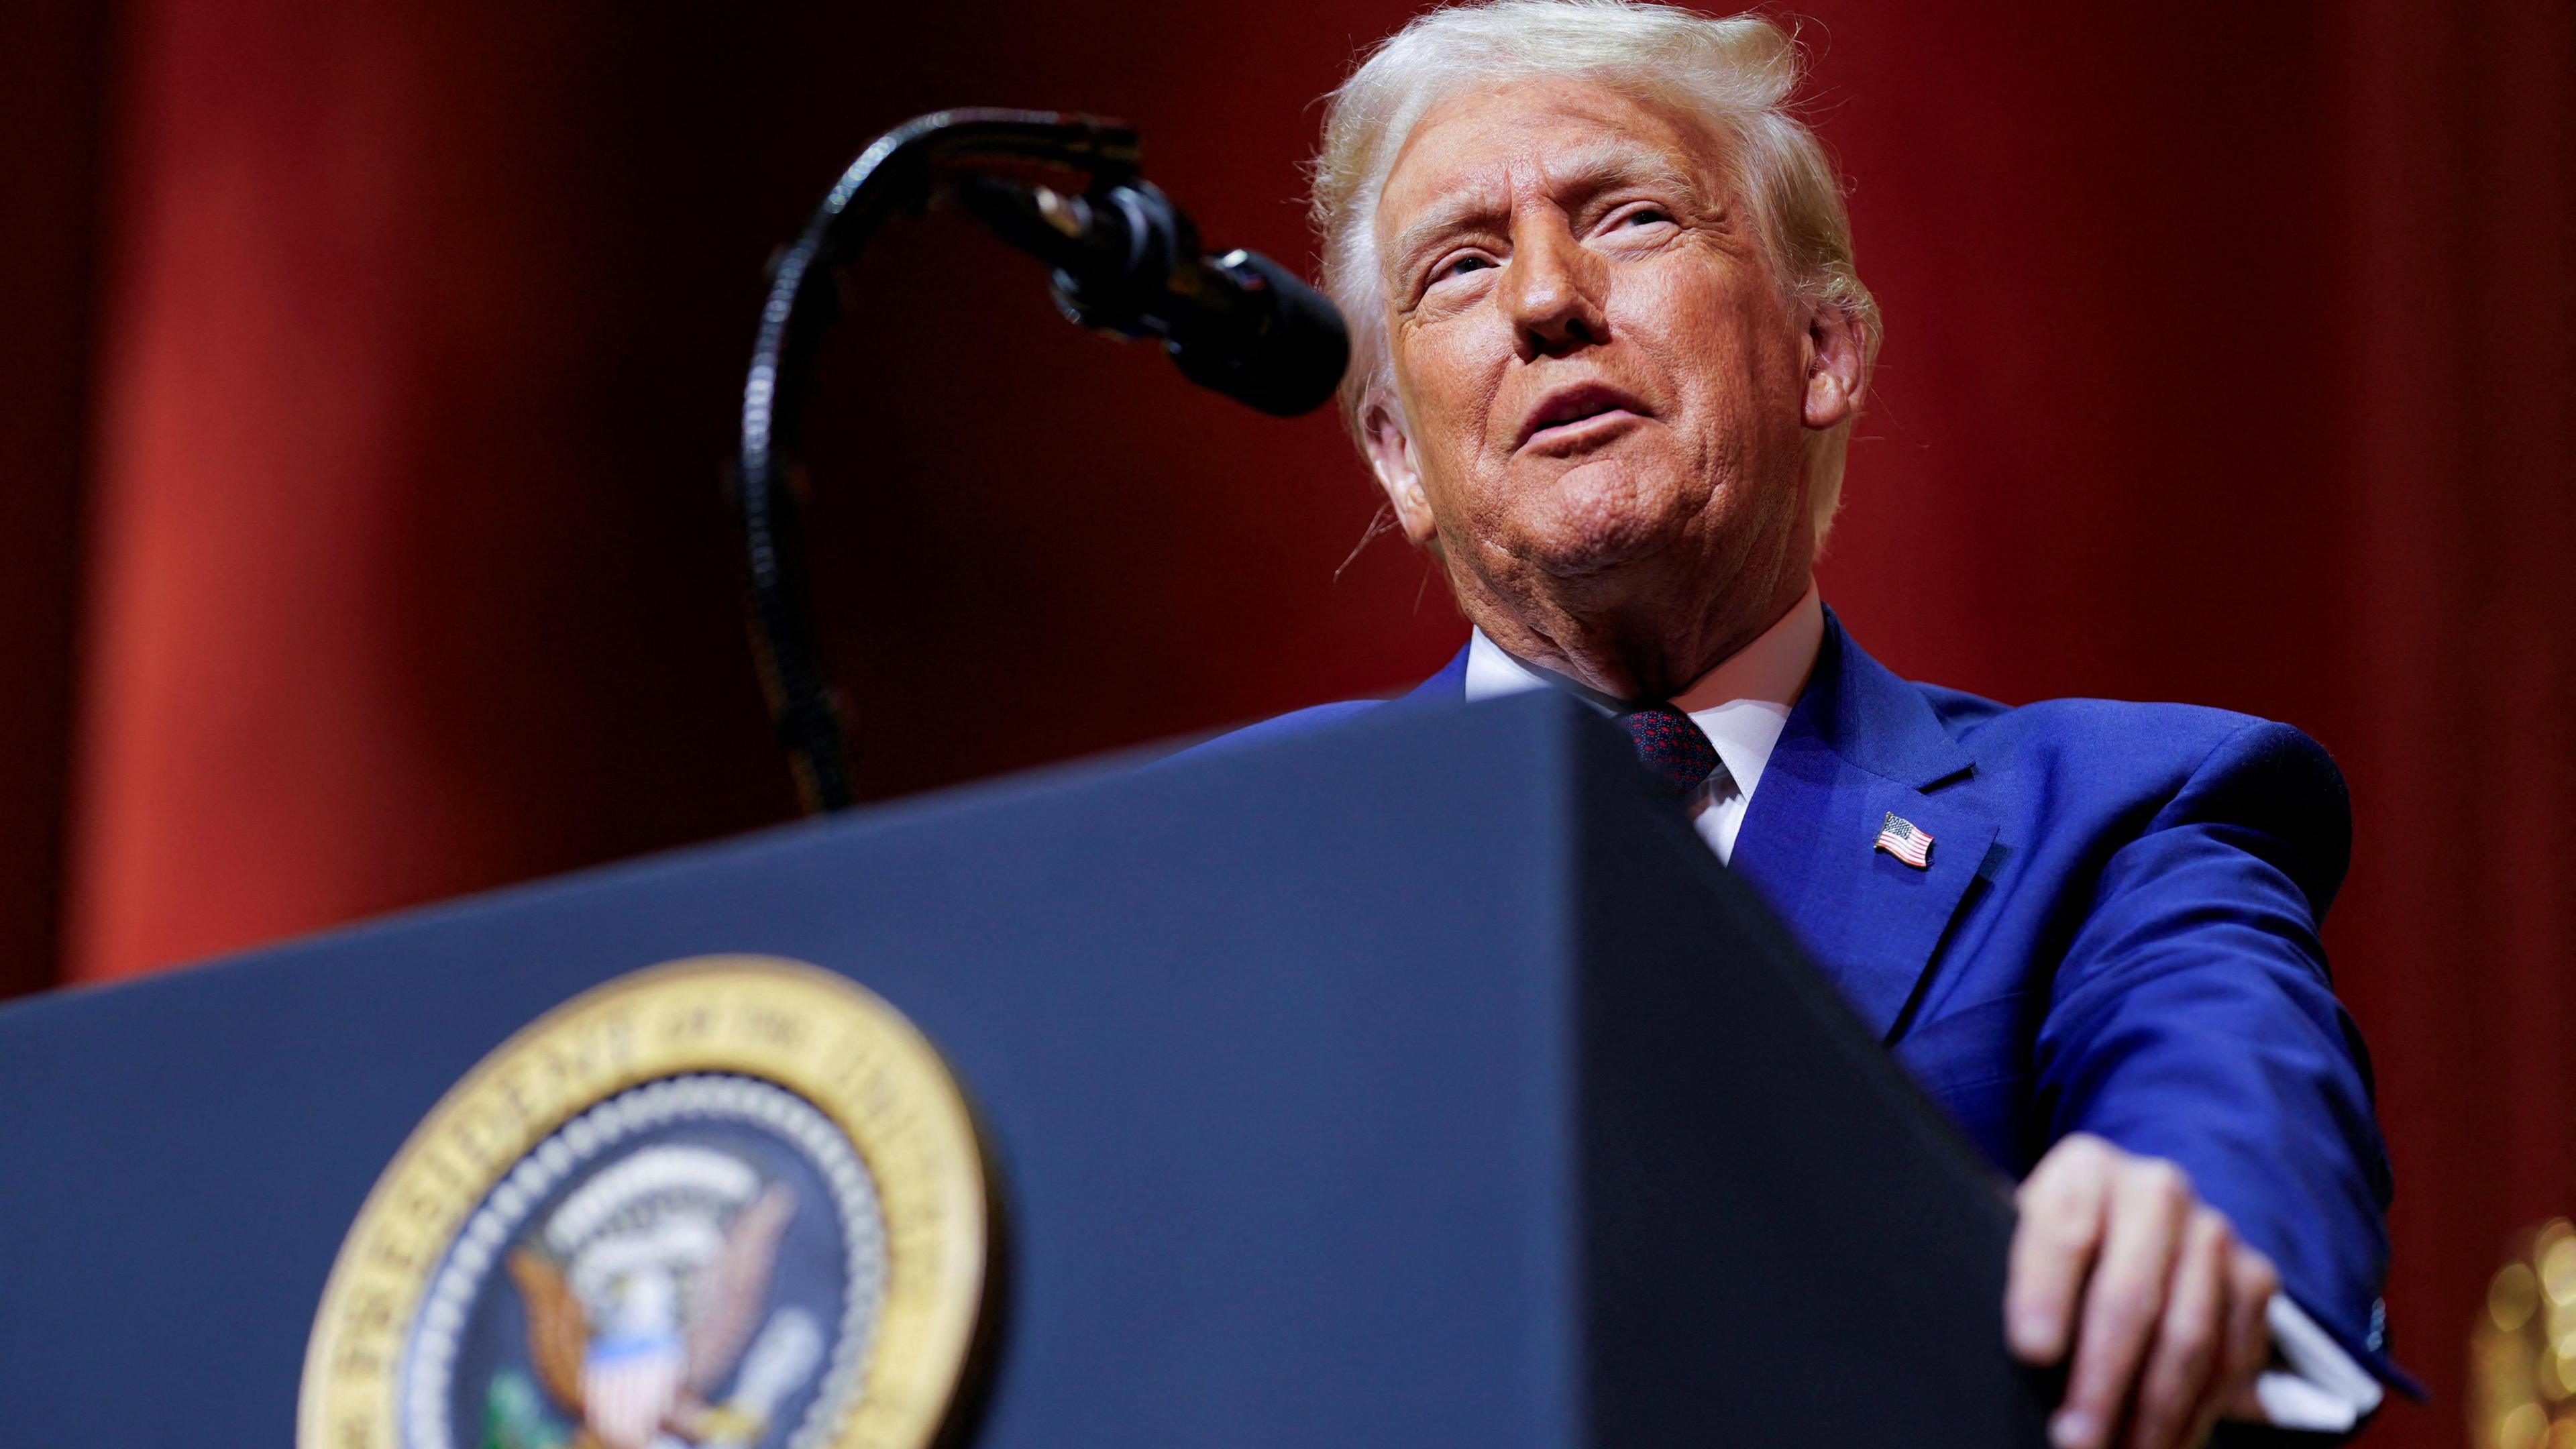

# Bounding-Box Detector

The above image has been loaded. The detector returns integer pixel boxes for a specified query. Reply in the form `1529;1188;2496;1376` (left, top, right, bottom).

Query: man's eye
1434;254;1495;282
1614;206;1671;229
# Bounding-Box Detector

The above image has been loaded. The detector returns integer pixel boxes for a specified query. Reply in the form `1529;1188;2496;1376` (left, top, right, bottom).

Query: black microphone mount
733;110;1350;814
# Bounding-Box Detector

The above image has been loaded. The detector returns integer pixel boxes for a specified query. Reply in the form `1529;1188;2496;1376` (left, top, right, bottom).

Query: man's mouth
1515;382;1650;453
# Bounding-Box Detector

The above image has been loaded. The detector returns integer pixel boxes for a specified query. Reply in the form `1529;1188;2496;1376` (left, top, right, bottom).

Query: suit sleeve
2029;718;2400;1385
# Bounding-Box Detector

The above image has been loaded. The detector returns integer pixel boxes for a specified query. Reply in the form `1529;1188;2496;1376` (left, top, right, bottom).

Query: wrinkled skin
1364;78;2284;1449
1362;76;1856;699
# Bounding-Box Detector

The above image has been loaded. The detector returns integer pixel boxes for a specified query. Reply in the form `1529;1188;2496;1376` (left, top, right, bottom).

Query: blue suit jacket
1198;608;2401;1388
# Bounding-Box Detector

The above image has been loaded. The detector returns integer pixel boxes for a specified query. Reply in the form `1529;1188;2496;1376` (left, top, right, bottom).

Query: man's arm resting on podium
2007;720;2400;1449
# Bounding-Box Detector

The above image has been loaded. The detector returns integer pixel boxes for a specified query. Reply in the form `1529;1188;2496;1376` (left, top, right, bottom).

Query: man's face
1368;77;1850;688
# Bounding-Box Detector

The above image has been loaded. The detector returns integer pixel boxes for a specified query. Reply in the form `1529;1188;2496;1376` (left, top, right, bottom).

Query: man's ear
1362;399;1440;546
1801;303;1868;433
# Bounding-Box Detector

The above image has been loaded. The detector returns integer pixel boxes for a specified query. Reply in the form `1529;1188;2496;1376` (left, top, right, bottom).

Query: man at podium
1204;3;2402;1444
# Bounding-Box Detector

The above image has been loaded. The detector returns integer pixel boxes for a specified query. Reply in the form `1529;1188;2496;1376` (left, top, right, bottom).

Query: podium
0;692;2051;1446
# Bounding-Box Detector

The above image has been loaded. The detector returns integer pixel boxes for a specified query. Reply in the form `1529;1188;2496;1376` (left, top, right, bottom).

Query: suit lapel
1407;625;1992;1040
1728;612;1996;1041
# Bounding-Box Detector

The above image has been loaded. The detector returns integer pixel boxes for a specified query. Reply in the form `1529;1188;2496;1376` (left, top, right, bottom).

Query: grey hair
1311;0;1879;535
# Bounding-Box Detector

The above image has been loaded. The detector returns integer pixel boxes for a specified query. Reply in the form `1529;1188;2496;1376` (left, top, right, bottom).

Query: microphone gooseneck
733;110;1349;814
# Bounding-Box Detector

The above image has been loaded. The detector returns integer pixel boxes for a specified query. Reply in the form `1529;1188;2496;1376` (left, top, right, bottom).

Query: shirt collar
1461;584;1825;802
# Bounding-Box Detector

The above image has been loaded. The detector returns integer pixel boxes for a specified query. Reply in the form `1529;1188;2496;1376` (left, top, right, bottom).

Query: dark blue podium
0;693;2050;1446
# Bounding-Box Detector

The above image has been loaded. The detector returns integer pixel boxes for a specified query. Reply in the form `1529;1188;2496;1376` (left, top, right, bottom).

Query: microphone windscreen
1171;250;1350;418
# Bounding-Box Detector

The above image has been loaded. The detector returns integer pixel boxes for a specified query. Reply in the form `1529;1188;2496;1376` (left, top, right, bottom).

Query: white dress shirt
1464;585;1825;865
1455;586;2383;1432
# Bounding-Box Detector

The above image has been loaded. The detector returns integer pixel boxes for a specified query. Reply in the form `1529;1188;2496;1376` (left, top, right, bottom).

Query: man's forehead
1378;78;1720;231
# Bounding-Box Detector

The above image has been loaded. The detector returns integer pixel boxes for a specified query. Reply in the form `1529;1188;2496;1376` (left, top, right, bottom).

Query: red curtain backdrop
5;2;2569;1443
0;0;111;998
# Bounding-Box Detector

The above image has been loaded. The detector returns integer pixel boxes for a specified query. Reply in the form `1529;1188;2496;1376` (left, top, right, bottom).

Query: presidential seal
299;957;992;1449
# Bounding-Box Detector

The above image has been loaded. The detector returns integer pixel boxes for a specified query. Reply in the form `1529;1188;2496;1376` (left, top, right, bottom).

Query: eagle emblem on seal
492;1145;823;1449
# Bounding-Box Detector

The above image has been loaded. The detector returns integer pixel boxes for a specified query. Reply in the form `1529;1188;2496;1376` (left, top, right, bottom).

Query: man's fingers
2053;1157;2193;1449
2124;1209;2229;1449
2010;1135;2114;1364
2218;1244;2282;1420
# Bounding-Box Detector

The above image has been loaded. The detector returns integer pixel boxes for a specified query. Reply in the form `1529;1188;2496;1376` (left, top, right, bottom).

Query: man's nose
1501;217;1609;357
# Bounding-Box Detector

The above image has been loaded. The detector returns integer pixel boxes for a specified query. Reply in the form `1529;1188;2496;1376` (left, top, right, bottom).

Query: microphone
957;176;1349;417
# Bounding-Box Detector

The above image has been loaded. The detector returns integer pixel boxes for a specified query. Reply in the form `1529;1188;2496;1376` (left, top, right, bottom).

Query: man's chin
1509;458;1691;579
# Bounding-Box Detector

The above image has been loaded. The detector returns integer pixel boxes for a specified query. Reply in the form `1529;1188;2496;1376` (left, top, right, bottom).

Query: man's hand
2008;1134;2279;1449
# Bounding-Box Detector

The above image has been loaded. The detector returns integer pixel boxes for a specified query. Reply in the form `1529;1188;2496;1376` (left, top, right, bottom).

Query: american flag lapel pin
1874;812;1933;869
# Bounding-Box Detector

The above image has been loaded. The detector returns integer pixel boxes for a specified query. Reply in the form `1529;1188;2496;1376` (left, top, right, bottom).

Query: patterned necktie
1617;704;1722;801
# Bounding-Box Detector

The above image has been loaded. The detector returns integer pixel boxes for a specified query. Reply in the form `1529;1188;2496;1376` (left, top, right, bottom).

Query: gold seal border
297;955;990;1449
